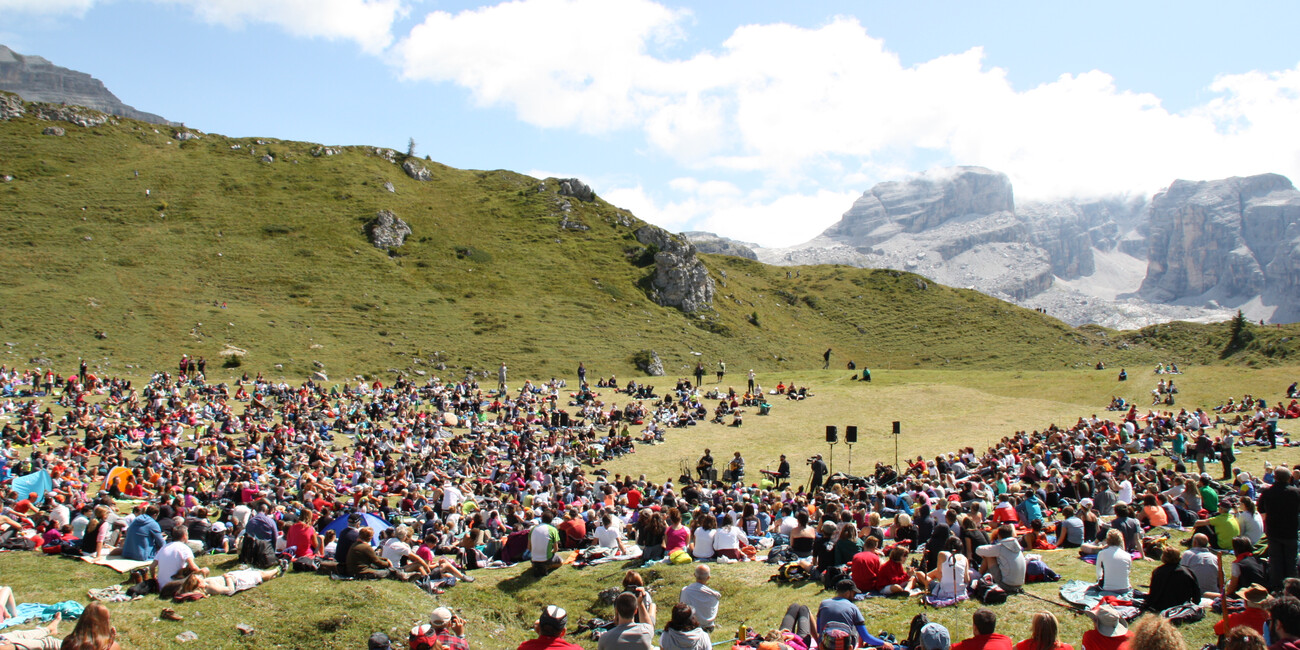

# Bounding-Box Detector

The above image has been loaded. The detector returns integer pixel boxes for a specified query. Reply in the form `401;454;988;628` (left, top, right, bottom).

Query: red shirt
517;635;583;650
1214;608;1269;636
953;633;1015;650
871;560;909;591
627;489;642;509
1081;631;1131;650
849;551;882;592
1015;641;1074;650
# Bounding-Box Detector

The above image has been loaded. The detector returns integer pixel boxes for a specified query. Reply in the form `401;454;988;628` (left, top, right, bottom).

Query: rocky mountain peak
823;166;1014;244
0;44;173;125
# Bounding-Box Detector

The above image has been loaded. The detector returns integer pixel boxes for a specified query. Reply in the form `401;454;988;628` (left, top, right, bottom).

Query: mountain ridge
0;44;174;125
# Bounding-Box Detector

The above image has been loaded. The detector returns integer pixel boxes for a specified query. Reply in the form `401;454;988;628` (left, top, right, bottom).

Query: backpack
822;565;848;590
973;579;1008;605
905;613;930;649
408;624;439;650
772;562;810;583
820;621;859;650
239;535;277;569
1160;604;1205;625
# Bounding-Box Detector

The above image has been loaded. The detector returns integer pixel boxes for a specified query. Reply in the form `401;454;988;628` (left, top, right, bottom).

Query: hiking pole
1020;590;1085;616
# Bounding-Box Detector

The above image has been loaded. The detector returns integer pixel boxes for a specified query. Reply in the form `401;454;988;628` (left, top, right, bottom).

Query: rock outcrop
402;160;431;182
634;225;715;313
0;45;172;124
635;350;665;376
364;210;412;249
682;231;759;260
41;126;64;136
1141;174;1300;306
557;178;595;202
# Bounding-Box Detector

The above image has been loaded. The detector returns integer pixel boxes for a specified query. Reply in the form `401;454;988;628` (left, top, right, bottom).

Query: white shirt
1096;545;1132;592
934;552;969;600
712;525;744;551
71;514;90;539
50;504;70;528
1237;512;1264;545
441;485;463;511
679;581;722;628
1117;480;1134;504
155;541;195;585
380;538;413;566
595;525;621;548
779;516;798;537
692;529;715;558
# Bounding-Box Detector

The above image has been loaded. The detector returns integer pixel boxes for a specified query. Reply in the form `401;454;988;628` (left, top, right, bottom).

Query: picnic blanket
1059;580;1135;610
80;555;152;573
0;601;84;630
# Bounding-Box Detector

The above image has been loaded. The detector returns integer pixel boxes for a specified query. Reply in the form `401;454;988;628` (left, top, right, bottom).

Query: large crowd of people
2;358;1300;649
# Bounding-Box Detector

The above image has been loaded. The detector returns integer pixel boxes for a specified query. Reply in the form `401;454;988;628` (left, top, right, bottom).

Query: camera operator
412;607;469;650
808;454;828;491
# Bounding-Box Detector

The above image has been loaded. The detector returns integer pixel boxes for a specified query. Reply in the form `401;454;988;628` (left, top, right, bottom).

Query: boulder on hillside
31;103;109;127
402;160;431;181
310;146;338;157
0;92;25;120
174;131;200;141
383;181;396;193
558;178;595;202
365;209;412;249
634;225;715;313
634;350;665;376
42;126;64;136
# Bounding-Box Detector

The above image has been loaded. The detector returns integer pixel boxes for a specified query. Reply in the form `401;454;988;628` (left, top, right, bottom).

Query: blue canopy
322;511;391;545
12;469;52;505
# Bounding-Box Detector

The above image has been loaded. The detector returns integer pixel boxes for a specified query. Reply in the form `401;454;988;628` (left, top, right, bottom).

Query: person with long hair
660;603;710;650
1014;612;1073;650
59;602;119;650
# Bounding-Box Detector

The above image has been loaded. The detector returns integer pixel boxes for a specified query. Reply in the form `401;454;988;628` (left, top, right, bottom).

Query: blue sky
5;0;1300;246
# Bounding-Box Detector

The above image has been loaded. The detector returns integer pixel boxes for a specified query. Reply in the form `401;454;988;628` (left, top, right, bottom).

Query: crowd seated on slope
2;359;1300;650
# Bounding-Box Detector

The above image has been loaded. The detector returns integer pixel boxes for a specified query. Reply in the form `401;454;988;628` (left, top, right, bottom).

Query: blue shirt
816;597;885;646
122;514;165;561
245;513;278;541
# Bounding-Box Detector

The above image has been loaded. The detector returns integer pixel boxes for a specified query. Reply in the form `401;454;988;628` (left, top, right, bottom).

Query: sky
4;1;1300;247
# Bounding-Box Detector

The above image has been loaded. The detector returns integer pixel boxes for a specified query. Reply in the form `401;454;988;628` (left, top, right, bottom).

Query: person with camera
598;590;657;650
411;607;468;650
808;455;829;491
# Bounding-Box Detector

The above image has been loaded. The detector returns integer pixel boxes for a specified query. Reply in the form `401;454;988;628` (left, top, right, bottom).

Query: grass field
3;366;1300;649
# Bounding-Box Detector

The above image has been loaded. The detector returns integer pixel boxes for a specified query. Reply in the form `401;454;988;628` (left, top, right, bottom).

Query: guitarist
697;449;714;480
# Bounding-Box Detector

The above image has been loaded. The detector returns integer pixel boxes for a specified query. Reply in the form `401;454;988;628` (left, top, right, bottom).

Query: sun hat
430;607;454;626
1092;604;1127;637
919;623;951;650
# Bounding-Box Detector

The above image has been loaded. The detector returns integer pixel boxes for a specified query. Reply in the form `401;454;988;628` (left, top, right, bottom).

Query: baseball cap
835;578;859;594
430;607;454;626
539;605;568;630
919;623;951;650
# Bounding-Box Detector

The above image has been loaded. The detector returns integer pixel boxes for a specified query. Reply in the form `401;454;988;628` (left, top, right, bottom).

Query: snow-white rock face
757;167;1157;324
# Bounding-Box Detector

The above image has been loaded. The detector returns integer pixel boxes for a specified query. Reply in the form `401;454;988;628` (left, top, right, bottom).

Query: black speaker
825;425;838;443
845;426;858;443
892;421;901;435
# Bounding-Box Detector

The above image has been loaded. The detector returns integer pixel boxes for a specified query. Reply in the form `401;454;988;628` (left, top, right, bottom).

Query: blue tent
12;469;52;505
321;511;391;545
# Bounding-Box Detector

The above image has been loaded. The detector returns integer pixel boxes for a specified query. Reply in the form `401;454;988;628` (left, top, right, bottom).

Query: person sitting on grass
659;603;710;650
1015;612;1072;650
58;602;119;650
517;605;582;650
1142;547;1201;613
597;592;656;650
1127;615;1184;650
1080;604;1131;650
816;579;894;650
952;609;1012;650
872;545;917;596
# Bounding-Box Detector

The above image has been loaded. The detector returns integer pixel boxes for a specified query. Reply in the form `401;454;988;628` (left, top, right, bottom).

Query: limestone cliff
0;45;173;125
1140;174;1300;308
682;231;759;260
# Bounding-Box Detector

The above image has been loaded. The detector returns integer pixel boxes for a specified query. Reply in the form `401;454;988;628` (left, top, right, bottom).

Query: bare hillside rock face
1141;174;1300;305
823;166;1016;244
634;225;715;312
402;160;432;181
0;91;23;120
683;231;759;260
557;178;595;202
0;45;172;124
365;210;412;249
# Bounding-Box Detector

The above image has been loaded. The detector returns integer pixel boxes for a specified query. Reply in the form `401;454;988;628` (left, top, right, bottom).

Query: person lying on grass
177;566;283;597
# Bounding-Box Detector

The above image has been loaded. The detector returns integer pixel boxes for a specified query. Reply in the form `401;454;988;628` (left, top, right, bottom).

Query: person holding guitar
724;452;745;483
697;449;715;480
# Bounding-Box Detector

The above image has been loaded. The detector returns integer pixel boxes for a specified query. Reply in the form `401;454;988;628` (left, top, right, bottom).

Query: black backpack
239;535;277;569
905;613;930;649
822;565;848;590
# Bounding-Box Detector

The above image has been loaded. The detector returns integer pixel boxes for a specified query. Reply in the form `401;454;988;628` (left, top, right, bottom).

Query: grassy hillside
2;93;1298;379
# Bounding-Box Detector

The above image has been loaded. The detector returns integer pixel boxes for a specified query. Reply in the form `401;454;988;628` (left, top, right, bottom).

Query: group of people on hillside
3;358;1300;649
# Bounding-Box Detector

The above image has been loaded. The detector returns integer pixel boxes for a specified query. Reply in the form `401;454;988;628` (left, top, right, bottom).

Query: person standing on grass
499;363;508;393
578;362;586;386
694;362;705;388
716;361;725;382
823;349;832;369
747;369;756;394
1258;467;1300;590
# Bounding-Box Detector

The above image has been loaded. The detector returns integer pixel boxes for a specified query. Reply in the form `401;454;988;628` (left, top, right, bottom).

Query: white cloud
393;0;1300;210
4;0;407;54
170;0;407;55
0;0;97;15
605;180;858;248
